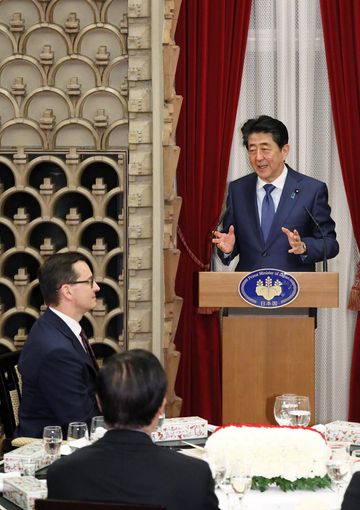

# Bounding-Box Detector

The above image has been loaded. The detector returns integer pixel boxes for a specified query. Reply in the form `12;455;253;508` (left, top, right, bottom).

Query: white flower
205;425;330;482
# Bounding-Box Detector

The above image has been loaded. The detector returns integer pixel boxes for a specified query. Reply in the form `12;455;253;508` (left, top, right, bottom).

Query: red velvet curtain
174;1;252;423
320;1;360;420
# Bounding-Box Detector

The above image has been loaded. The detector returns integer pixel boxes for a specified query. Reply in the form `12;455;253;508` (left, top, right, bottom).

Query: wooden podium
199;272;339;425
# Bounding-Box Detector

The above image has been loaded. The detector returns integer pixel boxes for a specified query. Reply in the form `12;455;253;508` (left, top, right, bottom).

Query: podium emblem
239;269;299;308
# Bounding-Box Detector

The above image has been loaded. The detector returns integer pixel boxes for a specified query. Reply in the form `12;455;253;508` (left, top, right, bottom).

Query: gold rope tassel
348;261;360;311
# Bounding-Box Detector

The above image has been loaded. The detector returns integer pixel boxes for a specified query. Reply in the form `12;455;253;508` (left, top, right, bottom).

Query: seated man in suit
213;115;339;271
47;349;220;510
17;252;100;438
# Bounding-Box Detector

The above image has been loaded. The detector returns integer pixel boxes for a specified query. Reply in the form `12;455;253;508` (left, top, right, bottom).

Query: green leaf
250;475;331;492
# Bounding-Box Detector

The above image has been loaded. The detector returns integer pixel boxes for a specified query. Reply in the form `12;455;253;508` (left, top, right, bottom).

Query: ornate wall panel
162;0;183;417
0;0;185;418
0;0;128;362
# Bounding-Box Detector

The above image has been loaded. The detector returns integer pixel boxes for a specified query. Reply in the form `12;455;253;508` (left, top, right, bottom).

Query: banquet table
216;486;340;510
0;487;341;510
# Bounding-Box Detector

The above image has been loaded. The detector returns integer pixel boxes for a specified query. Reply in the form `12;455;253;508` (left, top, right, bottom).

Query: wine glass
273;395;298;425
288;396;311;426
43;425;63;463
90;416;107;442
67;422;89;451
213;461;227;489
327;447;351;506
230;474;252;507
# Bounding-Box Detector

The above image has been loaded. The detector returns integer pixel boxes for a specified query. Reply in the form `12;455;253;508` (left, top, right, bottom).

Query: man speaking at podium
213;115;339;271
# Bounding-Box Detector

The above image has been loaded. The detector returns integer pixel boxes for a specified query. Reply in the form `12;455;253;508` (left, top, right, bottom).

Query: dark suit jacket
341;471;360;509
17;308;99;438
47;429;220;510
220;165;339;271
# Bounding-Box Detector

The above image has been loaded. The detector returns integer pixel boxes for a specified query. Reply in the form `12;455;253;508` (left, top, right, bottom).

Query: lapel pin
290;189;299;200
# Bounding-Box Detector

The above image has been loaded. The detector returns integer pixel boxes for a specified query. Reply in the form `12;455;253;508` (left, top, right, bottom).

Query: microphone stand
304;207;328;272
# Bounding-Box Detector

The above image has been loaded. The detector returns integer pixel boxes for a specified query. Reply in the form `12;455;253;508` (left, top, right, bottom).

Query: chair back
0;350;22;437
35;501;166;510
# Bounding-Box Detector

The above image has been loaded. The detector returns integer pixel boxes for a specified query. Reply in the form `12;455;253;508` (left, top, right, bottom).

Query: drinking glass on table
43;425;62;462
230;474;252;508
90;416;107;442
287;396;311;427
67;422;89;451
327;445;351;505
273;394;298;426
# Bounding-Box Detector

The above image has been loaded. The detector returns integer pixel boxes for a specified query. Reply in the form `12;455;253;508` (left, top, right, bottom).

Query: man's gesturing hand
212;225;235;254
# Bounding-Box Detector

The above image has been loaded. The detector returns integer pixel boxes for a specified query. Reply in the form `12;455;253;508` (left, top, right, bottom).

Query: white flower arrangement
205;425;331;491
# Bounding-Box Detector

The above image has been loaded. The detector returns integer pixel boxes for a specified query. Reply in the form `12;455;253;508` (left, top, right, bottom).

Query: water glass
43;425;63;462
67;422;89;451
273;395;298;426
21;458;36;476
90;416;107;442
287;396;311;427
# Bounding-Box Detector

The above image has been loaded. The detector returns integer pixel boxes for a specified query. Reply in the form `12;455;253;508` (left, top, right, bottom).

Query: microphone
304;206;328;272
210;207;228;271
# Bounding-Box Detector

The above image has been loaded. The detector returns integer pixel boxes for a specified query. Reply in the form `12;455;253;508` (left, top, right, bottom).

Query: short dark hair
241;115;289;149
96;349;167;429
39;252;89;306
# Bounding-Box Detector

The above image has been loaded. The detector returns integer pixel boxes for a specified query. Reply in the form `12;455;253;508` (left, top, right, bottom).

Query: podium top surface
199;271;339;308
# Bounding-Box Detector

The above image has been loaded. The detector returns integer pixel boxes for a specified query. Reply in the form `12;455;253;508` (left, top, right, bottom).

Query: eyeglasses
64;276;96;288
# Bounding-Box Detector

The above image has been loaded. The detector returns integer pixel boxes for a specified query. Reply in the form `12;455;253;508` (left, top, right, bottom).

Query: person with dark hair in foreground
47;349;220;510
16;252;100;438
213;115;339;271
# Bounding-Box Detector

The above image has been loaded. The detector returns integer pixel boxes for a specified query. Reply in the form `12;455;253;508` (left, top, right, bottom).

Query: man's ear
96;393;103;412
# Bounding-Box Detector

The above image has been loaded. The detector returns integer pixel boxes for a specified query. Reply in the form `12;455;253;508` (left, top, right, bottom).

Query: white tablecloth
216;487;340;510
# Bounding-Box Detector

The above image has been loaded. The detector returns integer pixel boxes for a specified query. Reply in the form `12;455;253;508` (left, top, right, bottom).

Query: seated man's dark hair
241;115;289;149
96;349;167;429
39;251;90;306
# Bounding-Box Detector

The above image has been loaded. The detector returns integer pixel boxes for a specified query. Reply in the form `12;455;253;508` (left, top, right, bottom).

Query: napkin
0;472;22;492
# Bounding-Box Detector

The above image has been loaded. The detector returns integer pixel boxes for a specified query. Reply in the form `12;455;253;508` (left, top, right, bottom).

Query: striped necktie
80;329;99;371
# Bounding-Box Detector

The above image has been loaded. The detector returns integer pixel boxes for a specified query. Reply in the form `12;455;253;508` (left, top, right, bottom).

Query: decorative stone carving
128;308;151;333
129;149;152;175
128;20;151;49
128;52;151;81
14;267;29;286
40;45;54;66
128;84;152;112
92;238;107;256
96;46;110;67
66;77;82;96
128;183;152;207
128;119;152;144
128;245;152;270
65;207;81;225
64;12;80;35
93;298;107;317
10;13;25;33
92;177;107;195
11;77;26;97
39;177;54;195
129;278;152;301
128;215;152;238
40;238;55;256
93;109;109;129
14;207;30;225
128;0;151;18
40;109;56;130
14;328;28;348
